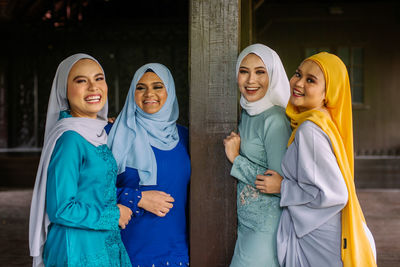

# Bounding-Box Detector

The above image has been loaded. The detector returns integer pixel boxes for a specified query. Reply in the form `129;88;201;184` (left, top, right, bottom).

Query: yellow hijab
286;52;376;266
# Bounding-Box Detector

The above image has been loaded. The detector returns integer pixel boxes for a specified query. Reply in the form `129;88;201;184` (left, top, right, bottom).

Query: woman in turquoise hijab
29;54;132;267
108;63;191;267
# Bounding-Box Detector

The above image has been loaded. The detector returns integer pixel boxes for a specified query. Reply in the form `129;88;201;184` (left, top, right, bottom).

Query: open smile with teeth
85;95;101;103
143;100;159;105
245;87;260;94
293;88;305;97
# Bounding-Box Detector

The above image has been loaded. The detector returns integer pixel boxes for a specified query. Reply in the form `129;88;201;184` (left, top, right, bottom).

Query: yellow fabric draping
286;52;376;267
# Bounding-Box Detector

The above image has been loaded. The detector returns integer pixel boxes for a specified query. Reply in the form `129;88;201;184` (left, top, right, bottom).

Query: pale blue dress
230;106;291;267
277;121;348;267
43;126;131;266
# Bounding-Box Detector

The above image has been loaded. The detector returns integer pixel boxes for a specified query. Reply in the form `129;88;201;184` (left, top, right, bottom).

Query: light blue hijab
108;63;179;185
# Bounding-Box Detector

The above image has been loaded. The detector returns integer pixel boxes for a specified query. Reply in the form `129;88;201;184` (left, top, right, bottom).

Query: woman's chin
243;94;262;103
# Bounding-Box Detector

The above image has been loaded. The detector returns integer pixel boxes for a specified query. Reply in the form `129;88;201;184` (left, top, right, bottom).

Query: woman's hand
108;117;116;123
223;131;240;163
255;169;283;194
117;204;132;229
138;191;175;217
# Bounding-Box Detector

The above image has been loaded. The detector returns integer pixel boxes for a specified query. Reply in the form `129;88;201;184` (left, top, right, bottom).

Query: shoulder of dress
104;122;113;134
270;105;286;113
297;120;320;132
177;124;188;131
296;120;331;143
50;131;87;161
261;107;290;130
55;130;89;151
177;124;189;138
58;130;85;142
261;106;286;121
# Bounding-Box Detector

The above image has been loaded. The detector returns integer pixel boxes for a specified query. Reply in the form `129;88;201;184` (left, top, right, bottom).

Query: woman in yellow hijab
260;52;376;266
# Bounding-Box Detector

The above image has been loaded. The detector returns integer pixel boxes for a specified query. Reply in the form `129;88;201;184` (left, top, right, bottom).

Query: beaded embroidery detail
95;144;120;230
234;157;282;232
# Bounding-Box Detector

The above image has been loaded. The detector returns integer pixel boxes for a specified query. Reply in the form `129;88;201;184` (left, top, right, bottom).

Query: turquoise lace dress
230;106;291;267
43;128;131;266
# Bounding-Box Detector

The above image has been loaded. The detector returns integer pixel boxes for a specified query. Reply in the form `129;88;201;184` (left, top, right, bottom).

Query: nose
294;77;304;88
143;87;155;97
248;71;256;84
87;80;98;91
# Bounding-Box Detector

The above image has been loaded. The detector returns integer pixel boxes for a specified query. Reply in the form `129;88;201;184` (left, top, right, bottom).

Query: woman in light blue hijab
108;63;191;267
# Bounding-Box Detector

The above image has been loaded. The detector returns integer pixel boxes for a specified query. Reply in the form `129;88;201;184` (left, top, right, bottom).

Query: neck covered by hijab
29;54;109;267
286;52;376;267
236;43;290;116
107;63;179;186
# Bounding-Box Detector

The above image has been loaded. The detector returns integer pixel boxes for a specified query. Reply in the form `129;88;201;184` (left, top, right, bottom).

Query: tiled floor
0;189;32;266
357;189;400;267
0;189;399;266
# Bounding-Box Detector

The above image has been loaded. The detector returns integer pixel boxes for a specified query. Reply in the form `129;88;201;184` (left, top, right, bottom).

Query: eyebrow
136;81;164;86
297;68;318;80
152;82;164;85
308;73;318;80
72;73;103;81
239;66;266;69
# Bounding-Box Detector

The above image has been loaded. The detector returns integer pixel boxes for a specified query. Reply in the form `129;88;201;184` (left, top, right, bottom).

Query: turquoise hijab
108;63;179;185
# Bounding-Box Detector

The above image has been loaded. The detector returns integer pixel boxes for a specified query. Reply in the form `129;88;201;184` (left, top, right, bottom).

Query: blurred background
0;0;399;266
0;0;189;187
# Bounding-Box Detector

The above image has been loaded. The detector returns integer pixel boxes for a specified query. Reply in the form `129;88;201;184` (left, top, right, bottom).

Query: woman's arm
138;191;175;217
224;131;267;186
46;131;122;230
116;170;145;217
117;169;175;217
117;186;145;217
280;122;348;237
231;155;268;185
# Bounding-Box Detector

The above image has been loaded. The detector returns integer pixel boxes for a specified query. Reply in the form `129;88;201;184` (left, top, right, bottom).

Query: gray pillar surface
189;0;239;266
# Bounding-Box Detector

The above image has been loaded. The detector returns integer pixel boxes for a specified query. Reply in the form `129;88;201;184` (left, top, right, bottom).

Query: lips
292;88;305;97
245;87;259;94
143;99;159;105
85;94;101;103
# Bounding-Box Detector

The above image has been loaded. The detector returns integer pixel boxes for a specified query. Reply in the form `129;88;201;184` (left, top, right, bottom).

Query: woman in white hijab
223;44;291;266
29;54;132;267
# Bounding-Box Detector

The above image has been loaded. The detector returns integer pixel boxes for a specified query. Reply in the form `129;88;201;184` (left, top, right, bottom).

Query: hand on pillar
223;131;240;164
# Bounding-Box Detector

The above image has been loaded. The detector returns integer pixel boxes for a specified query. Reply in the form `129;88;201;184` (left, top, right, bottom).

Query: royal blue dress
43;129;131;267
107;125;191;267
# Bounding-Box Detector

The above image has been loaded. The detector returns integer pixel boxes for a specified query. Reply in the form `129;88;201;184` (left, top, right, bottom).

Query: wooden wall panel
0;60;7;148
189;0;239;266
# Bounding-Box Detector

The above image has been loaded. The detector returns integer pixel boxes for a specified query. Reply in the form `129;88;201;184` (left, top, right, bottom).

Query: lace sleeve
231;155;267;186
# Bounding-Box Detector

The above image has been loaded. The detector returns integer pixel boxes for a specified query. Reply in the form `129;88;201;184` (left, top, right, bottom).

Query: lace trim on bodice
95;145;120;230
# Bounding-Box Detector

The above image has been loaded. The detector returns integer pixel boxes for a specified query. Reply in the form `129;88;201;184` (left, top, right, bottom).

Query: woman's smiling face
237;53;269;102
289;60;326;112
67;59;107;119
134;71;168;114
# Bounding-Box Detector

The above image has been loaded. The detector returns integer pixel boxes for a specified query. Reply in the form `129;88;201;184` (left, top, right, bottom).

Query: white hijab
236;44;290;115
29;54;108;267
